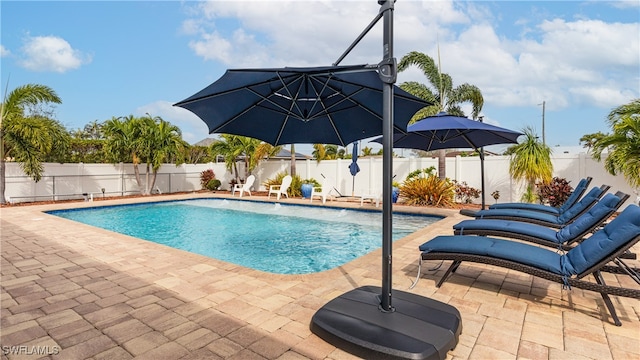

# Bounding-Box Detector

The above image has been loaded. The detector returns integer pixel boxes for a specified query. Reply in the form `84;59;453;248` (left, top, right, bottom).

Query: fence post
120;162;124;196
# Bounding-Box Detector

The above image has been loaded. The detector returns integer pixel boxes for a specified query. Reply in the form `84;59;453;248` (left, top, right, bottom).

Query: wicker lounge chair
462;185;610;228
416;205;640;326
488;177;592;214
453;192;630;250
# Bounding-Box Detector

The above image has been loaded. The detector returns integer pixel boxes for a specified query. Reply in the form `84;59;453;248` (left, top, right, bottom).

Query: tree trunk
233;162;240;183
437;149;446;180
149;170;158;194
133;163;144;193
290;144;296;176
142;163;150;195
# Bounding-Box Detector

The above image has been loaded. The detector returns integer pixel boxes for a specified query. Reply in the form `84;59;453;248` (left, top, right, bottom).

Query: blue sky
2;1;639;155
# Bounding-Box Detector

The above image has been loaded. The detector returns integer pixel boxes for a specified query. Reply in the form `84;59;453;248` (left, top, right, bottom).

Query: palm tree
589;99;640;190
138;114;188;194
579;131;606;150
234;135;279;179
210;134;243;183
312;144;327;163
103;115;146;188
182;145;212;164
0;84;68;204
210;134;279;184
507;127;553;203
103;114;187;195
398;51;484;179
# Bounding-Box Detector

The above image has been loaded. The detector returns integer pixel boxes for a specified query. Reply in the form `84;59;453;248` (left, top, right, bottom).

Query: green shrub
405;166;437;181
263;172;288;190
399;176;455;207
206;179;221;191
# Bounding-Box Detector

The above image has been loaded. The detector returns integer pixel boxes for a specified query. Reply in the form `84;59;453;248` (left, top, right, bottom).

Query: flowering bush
200;169;216;190
537;177;574;207
491;190;500;203
453;180;481;204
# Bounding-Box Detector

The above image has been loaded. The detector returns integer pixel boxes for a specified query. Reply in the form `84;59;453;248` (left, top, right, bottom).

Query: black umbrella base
310;286;461;360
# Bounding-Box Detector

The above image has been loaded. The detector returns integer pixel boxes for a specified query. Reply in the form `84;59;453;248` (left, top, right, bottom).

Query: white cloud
179;1;638;113
0;45;10;57
610;1;639;9
19;35;91;73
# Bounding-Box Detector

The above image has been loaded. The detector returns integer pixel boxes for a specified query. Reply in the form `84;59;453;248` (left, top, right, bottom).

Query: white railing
3;154;638;210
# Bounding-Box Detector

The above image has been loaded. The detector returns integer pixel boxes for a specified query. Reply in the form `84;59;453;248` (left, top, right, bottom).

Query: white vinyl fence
3;153;638;210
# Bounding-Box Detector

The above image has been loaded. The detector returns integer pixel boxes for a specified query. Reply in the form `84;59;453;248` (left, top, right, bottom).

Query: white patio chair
268;175;292;201
310;177;334;204
360;189;381;207
232;175;255;197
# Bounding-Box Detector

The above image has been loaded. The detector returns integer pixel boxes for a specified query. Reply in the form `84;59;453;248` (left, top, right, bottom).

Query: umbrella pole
310;2;461;358
352;176;355;197
379;0;395;313
480;149;486;209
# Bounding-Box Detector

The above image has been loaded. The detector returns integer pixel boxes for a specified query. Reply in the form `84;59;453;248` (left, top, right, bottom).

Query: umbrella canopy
372;112;523;208
376;112;523;151
174;65;428;146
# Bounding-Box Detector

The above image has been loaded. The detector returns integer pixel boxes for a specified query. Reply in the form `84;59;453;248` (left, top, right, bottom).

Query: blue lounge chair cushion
556;193;621;243
476;207;563;224
454;219;559;243
563;205;640;275
489;202;561;214
419;236;564;274
557;187;605;223
489;177;590;214
422;205;640;278
474;186;605;225
454;194;623;246
557;178;590;213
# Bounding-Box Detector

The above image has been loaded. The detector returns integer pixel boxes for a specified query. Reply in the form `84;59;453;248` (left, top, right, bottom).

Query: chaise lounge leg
437;261;461;288
593;271;622;326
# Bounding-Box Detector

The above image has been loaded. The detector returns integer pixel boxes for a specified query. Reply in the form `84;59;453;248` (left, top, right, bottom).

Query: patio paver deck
1;193;638;359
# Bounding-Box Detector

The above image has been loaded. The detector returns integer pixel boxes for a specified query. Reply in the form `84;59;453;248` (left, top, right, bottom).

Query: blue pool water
49;199;440;274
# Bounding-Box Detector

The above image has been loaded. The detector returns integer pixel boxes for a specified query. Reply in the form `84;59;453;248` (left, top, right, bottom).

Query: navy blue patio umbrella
175;1;461;359
174;65;426;146
372;112;523;208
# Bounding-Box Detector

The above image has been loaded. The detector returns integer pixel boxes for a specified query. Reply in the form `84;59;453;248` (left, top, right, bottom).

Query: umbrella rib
308;74;346;145
459;133;479;150
272;72;304;145
201;73;304;134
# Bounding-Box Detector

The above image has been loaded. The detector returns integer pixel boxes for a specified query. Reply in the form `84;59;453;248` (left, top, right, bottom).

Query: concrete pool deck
1;193;638;360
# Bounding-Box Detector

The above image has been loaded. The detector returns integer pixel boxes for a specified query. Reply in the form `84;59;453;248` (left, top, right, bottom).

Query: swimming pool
48;199;440;274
